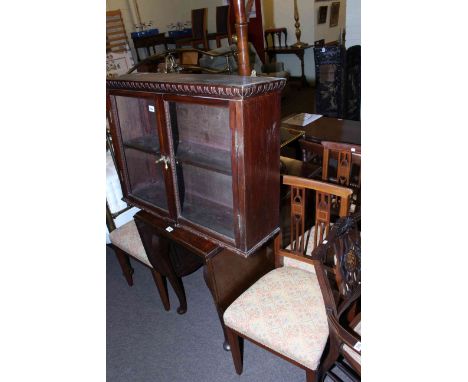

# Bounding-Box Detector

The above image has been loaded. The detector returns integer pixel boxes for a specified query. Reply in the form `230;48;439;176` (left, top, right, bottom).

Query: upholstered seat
223;266;329;370
109;220;151;268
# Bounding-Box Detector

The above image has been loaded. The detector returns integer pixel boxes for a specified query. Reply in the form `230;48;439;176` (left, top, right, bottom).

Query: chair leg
114;247;134;286
226;327;244;375
151;269;170;311
306;369;317;382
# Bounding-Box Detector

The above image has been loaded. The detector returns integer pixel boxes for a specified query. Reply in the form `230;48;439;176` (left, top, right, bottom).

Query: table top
282;115;361;146
265;44;313;53
280;127;303;148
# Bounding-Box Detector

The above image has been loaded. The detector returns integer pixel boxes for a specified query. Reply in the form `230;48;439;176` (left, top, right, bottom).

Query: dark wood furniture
106;124;203;314
107;202;204;314
266;43;312;88
207;5;232;48
345;45;361;121
131;32;168;62
282;115;361;146
314;44;361;121
107;72;286;347
264;27;288;48
229;0;266;67
298;139;361;183
321;141;361;189
135;209;276;350
176;8;209;51
312;214;361;380
314;45;346;118
107;73;285;256
223;175;353;382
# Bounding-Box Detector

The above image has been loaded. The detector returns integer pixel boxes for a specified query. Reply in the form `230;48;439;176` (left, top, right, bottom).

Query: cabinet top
106;73;286;99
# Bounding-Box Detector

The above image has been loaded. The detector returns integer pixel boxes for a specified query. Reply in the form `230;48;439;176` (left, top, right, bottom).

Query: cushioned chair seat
223;266;329;370
109;220;151;267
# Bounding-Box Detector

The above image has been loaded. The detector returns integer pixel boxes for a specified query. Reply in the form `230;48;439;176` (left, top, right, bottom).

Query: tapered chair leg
114;247;134;286
226;327;244;375
151;269;170;311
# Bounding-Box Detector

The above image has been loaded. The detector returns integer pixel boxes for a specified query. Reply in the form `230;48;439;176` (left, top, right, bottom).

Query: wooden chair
321;141;361;190
223;175;353;382
207;5;232;48
299;138;324;166
106;201;171;312
312;213;361;380
176;8;209;51
264;27;288;48
299;139;361;212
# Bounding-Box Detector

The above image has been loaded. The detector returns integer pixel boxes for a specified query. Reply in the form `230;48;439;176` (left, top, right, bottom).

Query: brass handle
155;155;170;170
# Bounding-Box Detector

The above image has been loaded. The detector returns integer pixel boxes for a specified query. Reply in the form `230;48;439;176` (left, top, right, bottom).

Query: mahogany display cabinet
107;73;286;257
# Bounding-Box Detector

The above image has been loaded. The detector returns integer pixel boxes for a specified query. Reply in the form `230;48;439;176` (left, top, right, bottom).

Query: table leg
135;219;188;314
267;52;276;64
295;50;309;88
135;47;141;62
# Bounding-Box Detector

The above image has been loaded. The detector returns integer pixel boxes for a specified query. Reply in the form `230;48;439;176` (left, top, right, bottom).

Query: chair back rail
275;175;353;267
264;28;288;48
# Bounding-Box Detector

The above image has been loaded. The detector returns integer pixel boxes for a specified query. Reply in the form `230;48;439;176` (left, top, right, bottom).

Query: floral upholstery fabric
223;266;329;370
109;220;151;268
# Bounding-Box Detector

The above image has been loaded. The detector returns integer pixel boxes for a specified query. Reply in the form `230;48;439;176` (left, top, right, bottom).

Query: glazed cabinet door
109;93;171;217
163;96;236;244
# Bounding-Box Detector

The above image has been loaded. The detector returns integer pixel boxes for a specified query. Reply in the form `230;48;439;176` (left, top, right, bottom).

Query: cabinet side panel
241;92;281;250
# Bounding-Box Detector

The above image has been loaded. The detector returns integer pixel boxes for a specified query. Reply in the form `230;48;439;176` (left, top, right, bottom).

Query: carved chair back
191;8;208;40
312;213;361;375
264;27;288;49
275;175;353;268
207;5;233;48
320;141;361;215
216;5;230;35
174;8;209;50
321;141;361;189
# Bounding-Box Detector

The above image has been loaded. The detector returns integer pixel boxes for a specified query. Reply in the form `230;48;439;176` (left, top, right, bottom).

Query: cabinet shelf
124;136;160;155
132;181;168;209
181;192;234;239
176;141;231;175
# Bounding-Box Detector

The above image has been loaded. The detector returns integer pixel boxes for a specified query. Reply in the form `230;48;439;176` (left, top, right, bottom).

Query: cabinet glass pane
168;102;234;239
114;95;168;211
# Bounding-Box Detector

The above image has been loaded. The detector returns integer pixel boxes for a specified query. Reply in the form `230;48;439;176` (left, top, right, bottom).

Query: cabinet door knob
155;155;170;170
